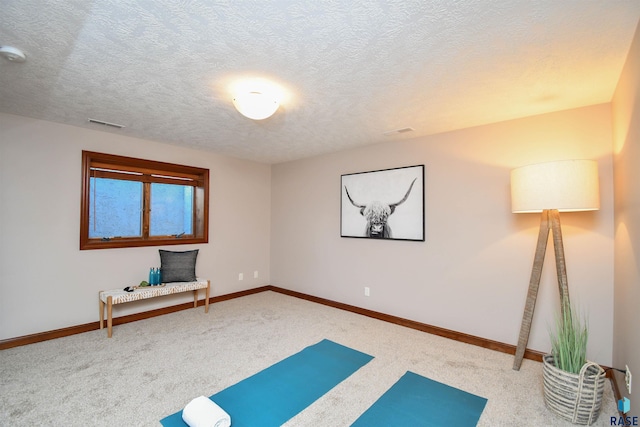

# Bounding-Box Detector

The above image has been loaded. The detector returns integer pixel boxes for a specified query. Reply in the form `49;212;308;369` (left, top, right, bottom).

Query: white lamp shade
511;159;600;213
233;91;279;120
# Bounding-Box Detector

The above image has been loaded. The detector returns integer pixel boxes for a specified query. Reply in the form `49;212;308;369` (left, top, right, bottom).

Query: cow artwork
344;178;417;239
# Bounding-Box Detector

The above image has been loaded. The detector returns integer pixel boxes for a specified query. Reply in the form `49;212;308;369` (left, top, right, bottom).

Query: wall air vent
88;118;125;129
383;127;414;136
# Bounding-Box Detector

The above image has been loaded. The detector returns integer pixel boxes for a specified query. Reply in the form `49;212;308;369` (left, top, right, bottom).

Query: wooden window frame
80;151;209;250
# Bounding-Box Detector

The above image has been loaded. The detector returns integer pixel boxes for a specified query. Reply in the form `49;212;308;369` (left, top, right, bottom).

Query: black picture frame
341;165;425;241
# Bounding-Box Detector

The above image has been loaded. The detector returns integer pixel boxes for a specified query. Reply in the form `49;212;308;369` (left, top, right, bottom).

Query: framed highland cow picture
341;165;425;241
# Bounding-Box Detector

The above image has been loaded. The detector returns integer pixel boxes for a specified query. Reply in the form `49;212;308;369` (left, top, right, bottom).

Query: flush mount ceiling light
0;45;27;62
232;90;280;120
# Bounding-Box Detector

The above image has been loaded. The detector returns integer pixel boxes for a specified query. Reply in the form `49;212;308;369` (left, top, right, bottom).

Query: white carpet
0;291;618;426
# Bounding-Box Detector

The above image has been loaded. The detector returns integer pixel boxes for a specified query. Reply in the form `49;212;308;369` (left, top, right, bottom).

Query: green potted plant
542;300;606;425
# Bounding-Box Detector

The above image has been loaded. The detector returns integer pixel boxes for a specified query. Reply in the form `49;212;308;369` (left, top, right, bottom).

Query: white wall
0;113;271;340
612;20;640;417
0;103;617;368
271;104;615;366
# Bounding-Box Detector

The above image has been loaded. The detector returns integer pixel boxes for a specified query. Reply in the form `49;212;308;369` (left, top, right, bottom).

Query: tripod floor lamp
510;159;599;371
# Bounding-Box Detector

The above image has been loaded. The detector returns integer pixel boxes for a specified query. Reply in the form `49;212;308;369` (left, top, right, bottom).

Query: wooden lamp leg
513;210;550;370
513;208;573;370
550;209;571;314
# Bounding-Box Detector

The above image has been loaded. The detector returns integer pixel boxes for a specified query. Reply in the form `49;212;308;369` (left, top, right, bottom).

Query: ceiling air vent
383;127;414;136
88;118;125;129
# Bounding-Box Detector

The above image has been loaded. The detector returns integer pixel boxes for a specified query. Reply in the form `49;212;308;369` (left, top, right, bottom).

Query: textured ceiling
1;1;639;164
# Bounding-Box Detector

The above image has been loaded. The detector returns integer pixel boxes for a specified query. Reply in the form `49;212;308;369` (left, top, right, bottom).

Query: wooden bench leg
107;295;113;338
205;280;210;313
99;292;104;330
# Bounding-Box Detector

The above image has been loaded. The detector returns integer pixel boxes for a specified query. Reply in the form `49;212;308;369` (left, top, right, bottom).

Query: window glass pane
150;183;194;236
89;177;143;238
81;151;208;249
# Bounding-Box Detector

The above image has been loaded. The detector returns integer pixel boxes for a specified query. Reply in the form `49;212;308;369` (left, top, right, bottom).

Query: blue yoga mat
351;371;487;427
161;339;373;427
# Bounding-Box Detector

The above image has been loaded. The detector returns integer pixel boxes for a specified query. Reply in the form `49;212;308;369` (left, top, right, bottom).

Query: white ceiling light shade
0;46;27;62
230;78;284;120
233;90;280;120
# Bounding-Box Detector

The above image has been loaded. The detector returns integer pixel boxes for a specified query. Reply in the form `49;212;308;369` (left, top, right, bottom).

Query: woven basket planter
542;354;606;425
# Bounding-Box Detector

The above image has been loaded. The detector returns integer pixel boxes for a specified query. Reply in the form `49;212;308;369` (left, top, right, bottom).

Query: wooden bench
99;279;210;337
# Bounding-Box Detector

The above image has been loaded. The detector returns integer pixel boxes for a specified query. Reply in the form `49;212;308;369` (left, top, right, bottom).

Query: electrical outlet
254;270;259;279
364;287;370;297
626;365;632;394
238;273;243;281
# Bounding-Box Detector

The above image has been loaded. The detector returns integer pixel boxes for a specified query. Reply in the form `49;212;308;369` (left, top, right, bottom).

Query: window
80;151;209;250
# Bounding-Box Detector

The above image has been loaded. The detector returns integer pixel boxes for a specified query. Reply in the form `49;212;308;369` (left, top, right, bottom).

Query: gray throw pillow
159;249;198;283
